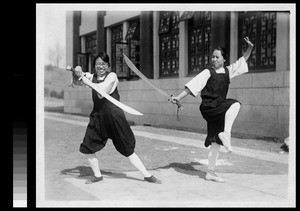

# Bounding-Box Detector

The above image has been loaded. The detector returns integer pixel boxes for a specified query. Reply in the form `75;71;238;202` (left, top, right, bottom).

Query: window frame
125;18;141;79
238;11;277;72
111;24;123;74
159;11;180;78
187;11;212;76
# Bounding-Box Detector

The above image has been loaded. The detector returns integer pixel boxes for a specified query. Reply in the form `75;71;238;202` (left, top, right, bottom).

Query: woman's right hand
244;37;254;48
169;95;180;104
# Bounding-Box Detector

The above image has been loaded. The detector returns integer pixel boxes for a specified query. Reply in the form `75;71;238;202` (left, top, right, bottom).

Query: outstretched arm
170;69;211;103
227;37;254;79
170;88;192;104
72;66;93;86
243;37;254;62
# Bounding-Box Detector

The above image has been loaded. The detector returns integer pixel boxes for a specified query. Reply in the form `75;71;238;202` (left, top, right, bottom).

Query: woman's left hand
244;37;254;48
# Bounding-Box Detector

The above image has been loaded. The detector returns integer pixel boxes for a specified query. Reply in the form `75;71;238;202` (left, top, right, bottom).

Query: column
210;12;231;57
276;12;290;71
140;11;153;79
73;11;81;68
178;19;188;78
106;28;112;61
153;11;160;80
97;11;106;53
230;12;238;63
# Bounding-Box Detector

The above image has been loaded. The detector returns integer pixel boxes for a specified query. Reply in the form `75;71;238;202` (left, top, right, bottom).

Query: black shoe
85;176;103;184
144;175;162;184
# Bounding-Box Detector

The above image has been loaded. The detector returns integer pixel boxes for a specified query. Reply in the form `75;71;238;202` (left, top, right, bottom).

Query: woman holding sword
72;51;161;184
170;37;254;182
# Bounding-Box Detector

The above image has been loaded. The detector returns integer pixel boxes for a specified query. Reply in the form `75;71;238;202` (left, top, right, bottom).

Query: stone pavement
38;112;295;207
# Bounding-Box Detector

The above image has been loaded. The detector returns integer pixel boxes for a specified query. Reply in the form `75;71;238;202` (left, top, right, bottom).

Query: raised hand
244;37;254;48
243;37;254;62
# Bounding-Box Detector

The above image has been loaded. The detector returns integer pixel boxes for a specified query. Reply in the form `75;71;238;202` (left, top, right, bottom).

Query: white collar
215;67;225;73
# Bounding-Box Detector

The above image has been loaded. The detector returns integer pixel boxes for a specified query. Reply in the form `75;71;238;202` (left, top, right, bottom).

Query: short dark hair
213;47;228;62
93;51;111;67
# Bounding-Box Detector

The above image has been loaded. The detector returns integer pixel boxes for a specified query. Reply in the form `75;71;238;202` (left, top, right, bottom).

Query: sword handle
175;101;183;110
66;66;75;72
169;95;183;121
66;66;84;80
66;66;85;89
169;95;184;110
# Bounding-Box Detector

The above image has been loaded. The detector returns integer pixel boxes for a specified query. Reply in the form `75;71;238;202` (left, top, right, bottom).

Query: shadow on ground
60;162;208;182
153;162;207;180
60;166;145;182
60;158;288;184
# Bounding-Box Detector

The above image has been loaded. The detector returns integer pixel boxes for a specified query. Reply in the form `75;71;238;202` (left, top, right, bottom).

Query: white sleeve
227;57;249;79
184;69;211;97
95;72;119;94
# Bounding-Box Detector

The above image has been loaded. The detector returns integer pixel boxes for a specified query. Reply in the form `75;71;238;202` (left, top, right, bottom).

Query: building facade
65;10;290;140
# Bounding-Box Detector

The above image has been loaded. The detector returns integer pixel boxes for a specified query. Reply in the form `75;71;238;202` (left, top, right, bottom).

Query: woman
73;51;161;184
170;37;254;182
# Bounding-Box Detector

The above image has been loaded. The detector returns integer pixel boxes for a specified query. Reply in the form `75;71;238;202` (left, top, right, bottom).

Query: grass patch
44;66;71;98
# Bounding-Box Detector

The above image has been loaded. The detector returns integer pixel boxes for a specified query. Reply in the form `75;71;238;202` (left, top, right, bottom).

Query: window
159;11;172;34
111;24;123;74
77;53;88;73
115;42;130;78
159;11;180;78
125;19;139;40
238;11;276;72
125;19;140;78
179;11;194;22
85;32;97;73
187;11;211;75
85;32;97;55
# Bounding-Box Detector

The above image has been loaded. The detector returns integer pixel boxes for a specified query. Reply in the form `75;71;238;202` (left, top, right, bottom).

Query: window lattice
125;19;140;78
111;24;123;73
125;19;139;40
159;11;180;77
159;12;172;34
188;11;211;75
238;11;276;72
85;32;97;55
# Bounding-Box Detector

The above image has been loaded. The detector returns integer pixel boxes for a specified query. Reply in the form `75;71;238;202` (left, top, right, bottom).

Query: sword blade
81;77;143;116
66;66;143;116
122;55;184;121
123;54;169;98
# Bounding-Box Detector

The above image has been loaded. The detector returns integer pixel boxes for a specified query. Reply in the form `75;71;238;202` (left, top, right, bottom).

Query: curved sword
66;66;143;116
123;53;183;120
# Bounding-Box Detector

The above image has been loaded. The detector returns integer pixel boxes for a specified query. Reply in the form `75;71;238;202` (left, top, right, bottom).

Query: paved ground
37;111;295;207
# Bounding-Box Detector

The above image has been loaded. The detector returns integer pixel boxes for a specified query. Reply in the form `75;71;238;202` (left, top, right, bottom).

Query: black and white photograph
36;3;295;207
